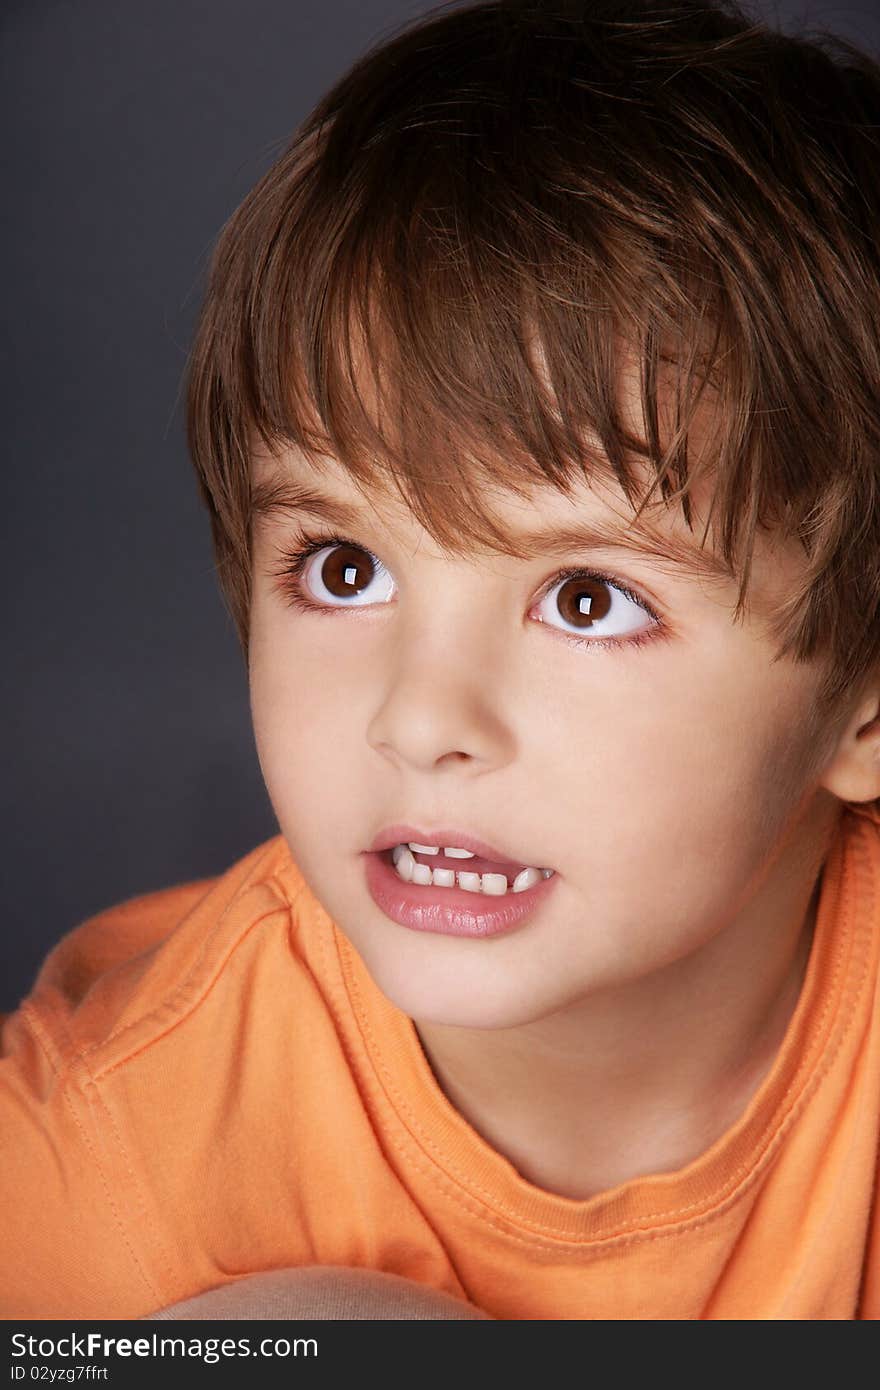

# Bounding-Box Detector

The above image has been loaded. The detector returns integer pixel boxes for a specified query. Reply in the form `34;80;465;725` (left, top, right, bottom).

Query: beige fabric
143;1266;494;1320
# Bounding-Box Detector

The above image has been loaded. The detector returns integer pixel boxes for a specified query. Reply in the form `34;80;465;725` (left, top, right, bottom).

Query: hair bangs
237;113;754;568
186;0;880;726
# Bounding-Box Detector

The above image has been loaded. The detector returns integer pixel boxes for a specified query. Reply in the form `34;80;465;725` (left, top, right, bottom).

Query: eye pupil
322;544;374;597
558;576;612;628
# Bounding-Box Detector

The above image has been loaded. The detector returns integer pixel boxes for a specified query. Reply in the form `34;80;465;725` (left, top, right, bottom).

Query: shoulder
1;834;304;1079
0;834;318;1316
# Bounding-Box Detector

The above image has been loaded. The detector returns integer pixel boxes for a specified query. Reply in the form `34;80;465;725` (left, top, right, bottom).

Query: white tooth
481;873;508;896
457;871;483;892
444;846;475;858
512;867;541;893
408;842;439;855
393;846;415;881
391;852;548;897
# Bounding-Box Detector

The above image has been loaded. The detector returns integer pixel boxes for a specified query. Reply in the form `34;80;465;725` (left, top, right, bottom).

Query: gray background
4;0;879;1012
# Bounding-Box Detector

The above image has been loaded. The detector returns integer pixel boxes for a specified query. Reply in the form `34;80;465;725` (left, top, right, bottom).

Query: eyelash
266;524;665;653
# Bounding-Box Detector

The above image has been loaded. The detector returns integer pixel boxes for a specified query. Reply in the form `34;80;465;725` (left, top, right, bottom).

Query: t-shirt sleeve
0;879;216;1319
0;1000;164;1318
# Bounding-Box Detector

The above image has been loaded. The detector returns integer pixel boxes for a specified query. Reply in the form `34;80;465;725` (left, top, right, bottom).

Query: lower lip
363;849;559;938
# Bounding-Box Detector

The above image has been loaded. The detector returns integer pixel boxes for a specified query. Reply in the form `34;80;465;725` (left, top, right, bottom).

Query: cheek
249;618;345;813
536;653;811;889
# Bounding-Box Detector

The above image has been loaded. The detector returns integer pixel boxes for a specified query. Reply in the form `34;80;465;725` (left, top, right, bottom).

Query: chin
359;948;558;1030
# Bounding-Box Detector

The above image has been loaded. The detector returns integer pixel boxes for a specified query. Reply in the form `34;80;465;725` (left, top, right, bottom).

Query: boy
3;0;880;1320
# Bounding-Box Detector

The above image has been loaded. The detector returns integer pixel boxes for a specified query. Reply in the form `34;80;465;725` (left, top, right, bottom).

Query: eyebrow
250;475;736;585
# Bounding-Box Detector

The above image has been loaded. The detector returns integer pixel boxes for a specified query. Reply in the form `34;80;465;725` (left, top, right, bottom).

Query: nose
365;611;517;775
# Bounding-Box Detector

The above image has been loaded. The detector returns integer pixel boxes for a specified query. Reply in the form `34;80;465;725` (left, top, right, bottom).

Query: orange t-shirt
2;802;879;1320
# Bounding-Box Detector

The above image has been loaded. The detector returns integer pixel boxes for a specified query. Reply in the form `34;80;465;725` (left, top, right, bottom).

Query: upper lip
367;824;549;871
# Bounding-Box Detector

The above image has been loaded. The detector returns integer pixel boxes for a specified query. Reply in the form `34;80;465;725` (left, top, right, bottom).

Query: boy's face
247;435;844;1030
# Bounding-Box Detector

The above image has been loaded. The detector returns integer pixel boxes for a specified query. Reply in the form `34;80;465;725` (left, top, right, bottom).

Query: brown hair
187;0;880;733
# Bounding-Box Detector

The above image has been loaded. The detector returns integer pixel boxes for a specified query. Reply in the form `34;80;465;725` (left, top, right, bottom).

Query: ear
818;679;880;804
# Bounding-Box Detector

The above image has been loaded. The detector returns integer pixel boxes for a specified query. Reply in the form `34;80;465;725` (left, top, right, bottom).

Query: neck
414;797;841;1201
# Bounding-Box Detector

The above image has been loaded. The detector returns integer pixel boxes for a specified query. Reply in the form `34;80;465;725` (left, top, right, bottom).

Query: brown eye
556;575;613;628
303;542;394;606
536;572;653;641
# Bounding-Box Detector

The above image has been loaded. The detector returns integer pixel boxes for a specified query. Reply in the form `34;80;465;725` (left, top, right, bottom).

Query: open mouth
364;844;558;937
